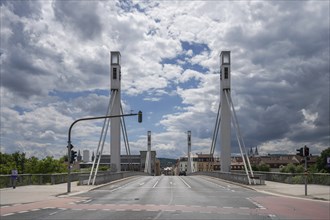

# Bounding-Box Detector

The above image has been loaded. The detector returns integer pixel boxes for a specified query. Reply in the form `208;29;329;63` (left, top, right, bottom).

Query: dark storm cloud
52;1;102;41
219;1;330;151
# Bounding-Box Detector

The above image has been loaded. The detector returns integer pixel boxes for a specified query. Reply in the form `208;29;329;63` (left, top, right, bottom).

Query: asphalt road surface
1;175;329;220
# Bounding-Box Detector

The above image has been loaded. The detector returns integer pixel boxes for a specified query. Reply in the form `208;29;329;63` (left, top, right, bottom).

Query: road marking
178;176;191;188
3;213;15;216
268;214;278;219
43;207;55;209
31;209;40;211
49;211;58;216
139;182;145;186
246;197;266;209
152;180;159;188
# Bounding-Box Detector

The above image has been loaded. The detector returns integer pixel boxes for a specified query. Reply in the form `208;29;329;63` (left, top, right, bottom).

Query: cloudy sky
1;0;329;160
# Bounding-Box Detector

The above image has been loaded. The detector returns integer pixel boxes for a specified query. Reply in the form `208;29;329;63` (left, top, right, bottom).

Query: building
79;151;158;175
178;154;220;173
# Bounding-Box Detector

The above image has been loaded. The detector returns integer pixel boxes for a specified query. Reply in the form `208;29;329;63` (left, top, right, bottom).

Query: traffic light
70;150;77;164
67;144;73;150
138;111;142;123
296;147;303;156
304;145;309;157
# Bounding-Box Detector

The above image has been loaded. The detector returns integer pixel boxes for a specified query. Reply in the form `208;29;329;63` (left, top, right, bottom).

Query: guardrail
0;173;88;188
78;171;147;185
250;171;330;185
0;171;148;188
190;171;265;185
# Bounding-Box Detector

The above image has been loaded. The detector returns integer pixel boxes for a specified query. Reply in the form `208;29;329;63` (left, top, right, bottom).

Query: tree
0;152;67;174
280;163;304;173
316;147;330;173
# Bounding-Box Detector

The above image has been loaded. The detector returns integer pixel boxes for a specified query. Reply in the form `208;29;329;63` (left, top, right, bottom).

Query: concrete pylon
110;51;121;172
220;51;231;172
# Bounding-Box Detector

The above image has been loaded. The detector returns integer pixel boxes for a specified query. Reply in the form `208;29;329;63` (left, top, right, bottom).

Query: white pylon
110;51;121;172
220;51;231;172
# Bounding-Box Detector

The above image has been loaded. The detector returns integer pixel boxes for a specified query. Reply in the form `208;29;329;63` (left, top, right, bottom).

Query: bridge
65;51;258;190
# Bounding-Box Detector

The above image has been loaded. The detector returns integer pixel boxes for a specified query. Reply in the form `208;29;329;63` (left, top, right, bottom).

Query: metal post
67;142;71;193
67;112;141;193
187;131;192;174
304;156;307;196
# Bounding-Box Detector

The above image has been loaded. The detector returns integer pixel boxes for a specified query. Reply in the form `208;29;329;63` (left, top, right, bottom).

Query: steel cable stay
209;102;221;171
226;91;255;184
224;90;255;185
226;91;254;176
88;90;117;185
120;104;132;171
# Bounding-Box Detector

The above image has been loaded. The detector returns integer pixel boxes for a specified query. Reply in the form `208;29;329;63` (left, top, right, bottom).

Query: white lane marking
49;211;59;216
178;176;191;188
223;206;233;209
139;182;145;186
152;180;159;188
268;214;278;219
42;207;55;209
18;211;28;214
3;213;15;216
31;209;40;211
246;197;266;209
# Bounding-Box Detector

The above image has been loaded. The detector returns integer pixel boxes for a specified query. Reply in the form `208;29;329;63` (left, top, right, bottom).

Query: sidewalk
0;182;94;205
251;181;330;201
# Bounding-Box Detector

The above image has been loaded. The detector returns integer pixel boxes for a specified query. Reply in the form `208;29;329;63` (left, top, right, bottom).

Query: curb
57;175;140;197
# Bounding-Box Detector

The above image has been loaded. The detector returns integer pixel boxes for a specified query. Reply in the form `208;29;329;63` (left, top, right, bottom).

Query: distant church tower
254;147;259;156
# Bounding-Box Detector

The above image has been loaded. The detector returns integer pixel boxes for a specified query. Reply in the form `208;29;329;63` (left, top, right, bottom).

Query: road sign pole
66;112;142;193
304;156;307;196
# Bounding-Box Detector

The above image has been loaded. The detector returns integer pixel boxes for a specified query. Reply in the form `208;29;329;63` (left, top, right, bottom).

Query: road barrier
250;171;330;185
78;171;147;185
0;173;86;188
0;171;147;188
190;171;265;185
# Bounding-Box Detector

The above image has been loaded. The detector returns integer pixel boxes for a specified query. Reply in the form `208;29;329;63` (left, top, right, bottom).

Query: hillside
158;158;177;168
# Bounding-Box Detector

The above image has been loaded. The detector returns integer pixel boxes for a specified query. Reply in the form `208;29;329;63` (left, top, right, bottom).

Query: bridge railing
190;171;265;185
0;171;147;188
0;173;84;188
78;171;147;185
247;171;330;185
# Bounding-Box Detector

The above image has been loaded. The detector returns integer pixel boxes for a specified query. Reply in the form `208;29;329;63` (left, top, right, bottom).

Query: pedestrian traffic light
70;150;77;163
304;145;309;157
138;111;142;123
296;147;303;156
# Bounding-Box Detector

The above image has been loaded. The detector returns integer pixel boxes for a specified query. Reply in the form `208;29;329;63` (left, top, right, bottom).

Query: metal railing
79;171;147;185
190;171;265;185
0;173;84;188
250;171;330;185
0;171;148;188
